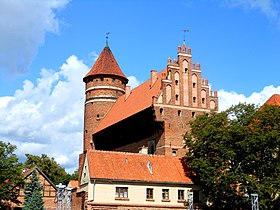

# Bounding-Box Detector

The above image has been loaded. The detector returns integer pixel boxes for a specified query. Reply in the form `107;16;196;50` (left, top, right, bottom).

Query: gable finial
106;32;110;47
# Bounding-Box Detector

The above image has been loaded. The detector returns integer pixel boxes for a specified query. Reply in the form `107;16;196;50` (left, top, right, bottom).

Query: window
193;82;196;88
172;149;177;156
185;68;188;73
160;108;164;115
178;110;181;116
192;112;196;118
162;189;169;201
175;80;178;85
202;98;205;104
146;188;154;200
176;94;179;101
178;190;185;201
193;97;196;103
115;187;128;199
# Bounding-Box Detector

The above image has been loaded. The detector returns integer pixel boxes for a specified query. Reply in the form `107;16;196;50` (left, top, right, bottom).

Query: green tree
23;170;44;210
24;154;71;185
0;141;23;208
184;103;280;209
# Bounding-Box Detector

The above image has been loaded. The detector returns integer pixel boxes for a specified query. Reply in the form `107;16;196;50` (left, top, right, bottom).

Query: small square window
178;190;185;200
146;188;154;200
115;187;128;199
162;189;169;200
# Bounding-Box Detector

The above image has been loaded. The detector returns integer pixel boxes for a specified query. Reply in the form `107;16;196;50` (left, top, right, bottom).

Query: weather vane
182;29;190;42
106;32;110;46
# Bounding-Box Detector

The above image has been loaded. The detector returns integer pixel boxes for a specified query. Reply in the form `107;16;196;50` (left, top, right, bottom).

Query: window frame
115;187;129;200
146;188;154;201
162;189;170;202
178;189;185;201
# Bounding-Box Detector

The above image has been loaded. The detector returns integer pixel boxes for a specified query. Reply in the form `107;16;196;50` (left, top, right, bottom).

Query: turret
83;45;128;151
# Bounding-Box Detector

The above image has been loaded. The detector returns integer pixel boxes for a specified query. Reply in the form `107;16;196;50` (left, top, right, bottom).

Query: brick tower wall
83;76;126;151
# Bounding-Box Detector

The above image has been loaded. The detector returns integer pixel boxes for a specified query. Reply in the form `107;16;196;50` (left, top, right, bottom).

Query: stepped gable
84;46;127;81
263;94;280;106
87;150;192;184
93;68;166;134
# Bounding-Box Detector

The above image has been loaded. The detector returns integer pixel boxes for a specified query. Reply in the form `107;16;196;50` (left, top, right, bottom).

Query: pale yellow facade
85;181;198;208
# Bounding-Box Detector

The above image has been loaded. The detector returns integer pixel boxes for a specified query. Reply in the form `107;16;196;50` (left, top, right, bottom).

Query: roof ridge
88;149;178;158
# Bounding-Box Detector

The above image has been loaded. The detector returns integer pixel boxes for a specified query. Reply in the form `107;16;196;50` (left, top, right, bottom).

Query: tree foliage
184;103;280;209
0;141;23;208
23;170;44;210
24;153;72;185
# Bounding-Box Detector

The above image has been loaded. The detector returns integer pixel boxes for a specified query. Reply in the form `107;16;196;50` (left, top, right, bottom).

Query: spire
83;44;128;82
106;32;110;47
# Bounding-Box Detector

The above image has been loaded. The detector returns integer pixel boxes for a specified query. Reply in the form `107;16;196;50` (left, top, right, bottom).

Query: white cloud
224;0;279;21
218;85;280;111
0;55;88;174
127;76;141;89
0;0;70;76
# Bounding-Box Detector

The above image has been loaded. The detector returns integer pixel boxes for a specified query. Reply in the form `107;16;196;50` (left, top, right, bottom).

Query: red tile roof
68;180;79;189
94;69;166;134
84;46;127;81
87;150;192;184
263;94;280;106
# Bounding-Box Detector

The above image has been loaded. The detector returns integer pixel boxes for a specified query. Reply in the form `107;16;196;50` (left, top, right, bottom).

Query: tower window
178;110;181;116
185;68;188;73
193;82;196;88
192;112;196;118
176;94;179;101
193;97;196;103
160;108;164;115
175;80;178;85
101;78;104;81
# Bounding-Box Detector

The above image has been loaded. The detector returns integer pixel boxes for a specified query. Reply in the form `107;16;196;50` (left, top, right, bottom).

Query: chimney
125;86;131;100
150;70;157;87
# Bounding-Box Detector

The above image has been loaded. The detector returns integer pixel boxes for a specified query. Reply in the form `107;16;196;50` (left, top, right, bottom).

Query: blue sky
0;0;280;173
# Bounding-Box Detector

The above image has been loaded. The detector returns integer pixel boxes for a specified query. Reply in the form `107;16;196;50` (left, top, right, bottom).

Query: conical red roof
263;94;280;106
84;46;127;81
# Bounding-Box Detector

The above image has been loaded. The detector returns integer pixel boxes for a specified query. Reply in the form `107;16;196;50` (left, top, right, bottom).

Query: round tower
83;45;128;151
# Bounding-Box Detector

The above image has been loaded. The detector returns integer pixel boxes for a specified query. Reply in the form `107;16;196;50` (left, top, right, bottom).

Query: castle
73;40;218;209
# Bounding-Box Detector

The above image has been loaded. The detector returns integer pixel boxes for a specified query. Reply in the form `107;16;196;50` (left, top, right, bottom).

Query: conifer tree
23;170;44;210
